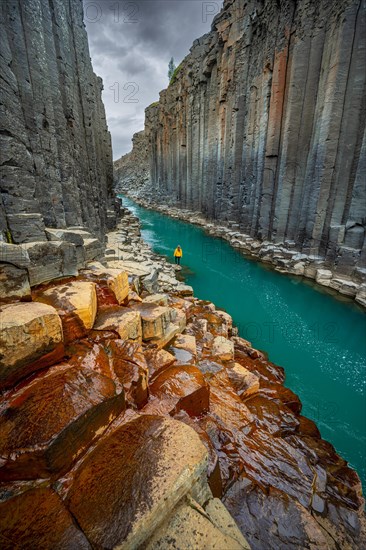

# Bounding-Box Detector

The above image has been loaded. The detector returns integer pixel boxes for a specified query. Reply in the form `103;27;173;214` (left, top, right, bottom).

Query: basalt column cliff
0;0;118;244
135;0;366;285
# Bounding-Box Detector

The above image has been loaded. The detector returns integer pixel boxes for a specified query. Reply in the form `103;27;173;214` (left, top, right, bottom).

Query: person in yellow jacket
174;245;183;265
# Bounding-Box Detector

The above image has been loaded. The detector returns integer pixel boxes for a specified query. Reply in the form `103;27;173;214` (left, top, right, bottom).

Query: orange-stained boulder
148;365;209;417
244;394;300;436
0;485;91;550
0;362;125;481
226;362;260;399
0;302;64;391
107;339;149;408
80;265;129;307
144;348;176;381
65;415;208;549
94;306;142;341
33;281;97;344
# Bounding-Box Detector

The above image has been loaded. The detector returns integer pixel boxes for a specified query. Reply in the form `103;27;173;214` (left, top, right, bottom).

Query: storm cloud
83;0;223;159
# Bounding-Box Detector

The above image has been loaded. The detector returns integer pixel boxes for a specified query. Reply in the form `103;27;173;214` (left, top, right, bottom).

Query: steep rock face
139;0;366;280
114;130;150;194
0;0;117;243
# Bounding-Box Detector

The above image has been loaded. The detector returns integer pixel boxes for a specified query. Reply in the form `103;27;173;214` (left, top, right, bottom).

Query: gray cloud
84;0;223;159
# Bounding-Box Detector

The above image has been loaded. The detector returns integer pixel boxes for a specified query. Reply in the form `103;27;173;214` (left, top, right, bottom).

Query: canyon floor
0;207;365;549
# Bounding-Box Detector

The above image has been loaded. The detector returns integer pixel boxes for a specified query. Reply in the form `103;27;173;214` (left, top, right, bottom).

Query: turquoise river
122;196;366;490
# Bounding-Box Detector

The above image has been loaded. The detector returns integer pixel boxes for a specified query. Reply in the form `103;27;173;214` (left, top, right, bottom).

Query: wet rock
148;365;210;417
65;416;208;548
0;263;31;303
0;485;91;550
0;360;125;480
223;479;329;550
33;281;97;344
0;302;64;391
212;336;234;361
94;306;142;341
169;333;197;364
81;265;129;306
107;339;149;408
226;362;260;399
244;395;300;436
144;348;176;381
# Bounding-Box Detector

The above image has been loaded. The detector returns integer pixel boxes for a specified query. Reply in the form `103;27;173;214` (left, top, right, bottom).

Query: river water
121;196;366;490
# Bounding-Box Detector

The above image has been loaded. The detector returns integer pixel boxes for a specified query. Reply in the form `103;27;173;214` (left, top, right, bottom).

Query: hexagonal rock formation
65;416;209;549
0;302;64;391
0;264;31;304
148;365;210;417
94;306;142;341
0;486;91;550
0;361;125;481
33;281;97;344
80;263;129;307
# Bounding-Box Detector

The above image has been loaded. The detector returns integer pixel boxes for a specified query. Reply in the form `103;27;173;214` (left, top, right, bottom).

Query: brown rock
148;365;210;417
33;281;97;343
66;416;208;549
0;302;64;391
0;361;125;480
94;306;142;341
0;485;91;550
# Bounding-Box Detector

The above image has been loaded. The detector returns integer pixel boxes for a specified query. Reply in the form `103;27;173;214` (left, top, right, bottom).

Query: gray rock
22;241;78;286
0;263;31;303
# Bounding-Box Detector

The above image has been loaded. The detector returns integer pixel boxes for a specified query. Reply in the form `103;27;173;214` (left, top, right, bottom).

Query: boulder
227;363;260;399
223;478;329;550
94;306;142;341
107;339;149;408
130;303;172;340
65;416;208;549
315;269;333;287
22;241;78;286
81;265;129;306
0;263;31;303
169;333;197;364
144;348;176;381
0;302;64;391
212;336;234;361
146;496;248;550
0;242;30;268
148;365;210;417
0;361;125;480
33;281;97;344
0;486;91;550
6;213;46;243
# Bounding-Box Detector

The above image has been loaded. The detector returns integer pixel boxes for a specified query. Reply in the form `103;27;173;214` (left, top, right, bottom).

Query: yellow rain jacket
174;247;183;258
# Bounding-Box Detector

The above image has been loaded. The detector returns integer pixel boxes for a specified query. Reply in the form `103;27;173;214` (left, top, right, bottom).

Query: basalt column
0;0;117;244
144;0;366;280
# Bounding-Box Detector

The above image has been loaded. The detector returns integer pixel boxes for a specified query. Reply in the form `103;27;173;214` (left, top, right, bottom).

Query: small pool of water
121;195;366;489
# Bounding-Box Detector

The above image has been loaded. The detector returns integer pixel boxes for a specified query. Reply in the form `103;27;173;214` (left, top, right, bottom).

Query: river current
121;195;366;490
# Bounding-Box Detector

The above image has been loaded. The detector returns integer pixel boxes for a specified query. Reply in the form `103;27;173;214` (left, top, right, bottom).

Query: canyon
115;0;366;304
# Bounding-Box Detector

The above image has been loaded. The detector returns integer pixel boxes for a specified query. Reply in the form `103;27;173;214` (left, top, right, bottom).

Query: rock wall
114;131;150;194
0;0;118;244
142;0;366;281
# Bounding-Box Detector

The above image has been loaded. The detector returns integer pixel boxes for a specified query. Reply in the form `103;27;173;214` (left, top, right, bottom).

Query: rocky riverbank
116;183;366;309
1;205;365;548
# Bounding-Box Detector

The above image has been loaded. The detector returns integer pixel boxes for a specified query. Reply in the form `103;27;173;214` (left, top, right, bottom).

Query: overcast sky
84;0;224;159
